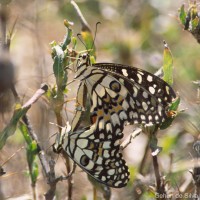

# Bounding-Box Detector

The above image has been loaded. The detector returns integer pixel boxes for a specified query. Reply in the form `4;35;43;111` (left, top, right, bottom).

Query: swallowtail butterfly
61;53;176;188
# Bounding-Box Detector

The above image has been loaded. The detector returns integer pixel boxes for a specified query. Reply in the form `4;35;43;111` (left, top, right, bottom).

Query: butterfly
61;53;176;188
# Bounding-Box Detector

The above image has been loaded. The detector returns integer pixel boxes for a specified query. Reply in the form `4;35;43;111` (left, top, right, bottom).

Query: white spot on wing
103;141;111;149
147;75;153;82
100;133;104;139
143;91;148;98
158;105;162;116
155;115;159;121
136;100;140;106
106;123;112;132
133;87;138;97
166;86;170;95
133;112;138;118
96;84;105;97
122;69;128;77
149;86;155;94
96;157;103;165
108;169;115;175
103;150;109;158
74;148;84;164
137;73;142;84
142;102;148;111
119;111;127;120
122;100;129;111
99;119;104;130
115;181;122;187
77;139;88;148
141;115;146;120
111;113;120;126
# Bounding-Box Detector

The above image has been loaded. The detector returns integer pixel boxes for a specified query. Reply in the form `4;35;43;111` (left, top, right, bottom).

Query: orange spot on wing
91;115;97;124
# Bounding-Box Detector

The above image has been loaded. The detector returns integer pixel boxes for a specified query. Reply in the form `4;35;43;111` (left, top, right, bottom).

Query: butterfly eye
82;54;87;60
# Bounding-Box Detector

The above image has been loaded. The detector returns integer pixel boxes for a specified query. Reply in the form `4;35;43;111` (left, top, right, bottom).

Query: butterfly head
77;52;91;71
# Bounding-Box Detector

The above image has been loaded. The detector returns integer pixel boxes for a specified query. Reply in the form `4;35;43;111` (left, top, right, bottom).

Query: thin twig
152;154;161;192
70;0;91;32
54;99;74;199
0;4;7;50
44;160;56;200
149;130;166;199
138;141;150;175
120;128;142;150
1;146;25;167
55;161;76;182
61;147;75;200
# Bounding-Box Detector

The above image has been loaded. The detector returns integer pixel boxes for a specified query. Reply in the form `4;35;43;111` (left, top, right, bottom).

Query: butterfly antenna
91;21;101;51
77;33;88;51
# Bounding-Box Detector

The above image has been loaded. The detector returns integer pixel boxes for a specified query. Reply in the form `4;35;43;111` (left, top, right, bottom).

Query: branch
148;129;166;199
70;0;91;32
120;128;142;150
22;84;48;109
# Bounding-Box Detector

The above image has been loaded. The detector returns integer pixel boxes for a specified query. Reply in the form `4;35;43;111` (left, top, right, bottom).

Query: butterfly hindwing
63;125;129;188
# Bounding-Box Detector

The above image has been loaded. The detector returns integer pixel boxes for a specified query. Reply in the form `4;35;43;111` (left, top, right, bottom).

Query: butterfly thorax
75;53;91;79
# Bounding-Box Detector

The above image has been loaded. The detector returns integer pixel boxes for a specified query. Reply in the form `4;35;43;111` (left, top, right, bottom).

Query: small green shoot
162;41;173;86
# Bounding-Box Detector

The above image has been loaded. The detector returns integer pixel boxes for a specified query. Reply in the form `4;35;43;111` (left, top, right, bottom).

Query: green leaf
31;161;39;184
72;36;77;49
192;17;199;30
127;166;137;187
18;121;32;144
169;96;180;111
62;26;73;51
162;42;174;86
52;46;65;86
19;120;39;185
0;106;29;150
179;4;186;25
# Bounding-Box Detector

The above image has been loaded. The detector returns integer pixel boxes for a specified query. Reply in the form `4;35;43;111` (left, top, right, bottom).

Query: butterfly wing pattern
62;54;176;188
63;124;129;187
93;63;176;124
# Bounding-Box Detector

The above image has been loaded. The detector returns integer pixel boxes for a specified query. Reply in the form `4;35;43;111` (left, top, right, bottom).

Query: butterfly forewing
93;63;176;124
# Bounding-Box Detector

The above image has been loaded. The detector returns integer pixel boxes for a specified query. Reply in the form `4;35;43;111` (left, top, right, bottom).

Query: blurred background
0;0;200;199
